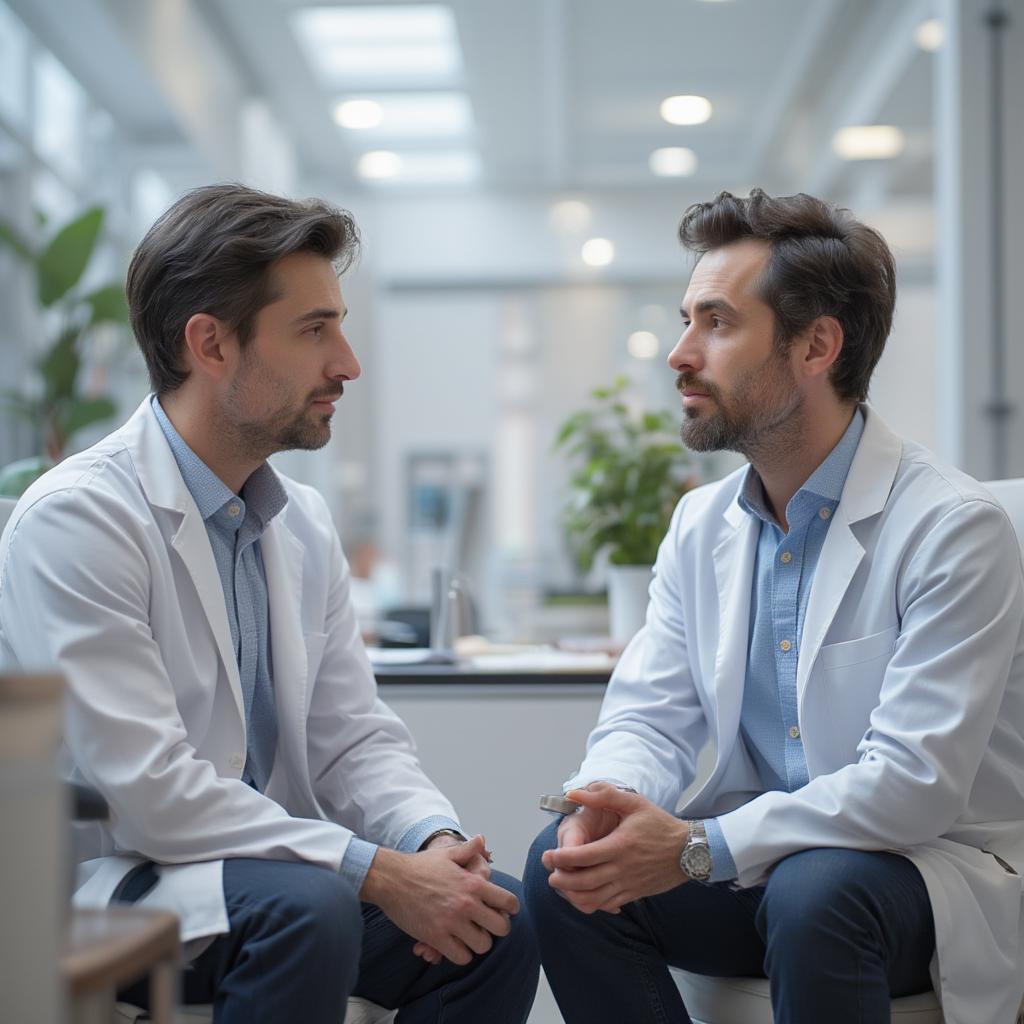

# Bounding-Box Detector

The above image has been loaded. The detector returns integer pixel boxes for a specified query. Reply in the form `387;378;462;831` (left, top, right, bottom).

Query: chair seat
673;972;943;1024
114;996;396;1023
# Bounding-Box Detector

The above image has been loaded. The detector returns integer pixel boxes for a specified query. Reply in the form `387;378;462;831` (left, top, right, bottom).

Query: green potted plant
0;206;127;497
553;374;695;643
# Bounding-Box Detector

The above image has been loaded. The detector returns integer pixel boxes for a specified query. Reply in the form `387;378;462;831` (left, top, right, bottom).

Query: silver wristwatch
679;819;713;882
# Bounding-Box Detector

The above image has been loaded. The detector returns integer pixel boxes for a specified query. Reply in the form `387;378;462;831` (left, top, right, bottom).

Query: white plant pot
607;564;654;646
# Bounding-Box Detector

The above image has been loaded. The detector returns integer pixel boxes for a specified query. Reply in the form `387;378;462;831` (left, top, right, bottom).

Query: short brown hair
677;189;896;402
126;183;360;394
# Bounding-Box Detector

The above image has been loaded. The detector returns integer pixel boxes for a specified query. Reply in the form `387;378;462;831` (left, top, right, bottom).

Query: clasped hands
541;782;691;915
361;832;516;968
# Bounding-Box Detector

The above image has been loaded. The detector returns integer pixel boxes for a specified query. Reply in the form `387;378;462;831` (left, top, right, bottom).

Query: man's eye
711;316;724;329
307;324;323;337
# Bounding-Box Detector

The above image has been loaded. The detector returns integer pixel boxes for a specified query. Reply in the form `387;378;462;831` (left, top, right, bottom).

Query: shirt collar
151;396;287;527
738;407;865;528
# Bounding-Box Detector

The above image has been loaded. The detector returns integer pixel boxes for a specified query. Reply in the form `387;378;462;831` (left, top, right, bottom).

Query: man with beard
524;189;1024;1024
0;184;538;1024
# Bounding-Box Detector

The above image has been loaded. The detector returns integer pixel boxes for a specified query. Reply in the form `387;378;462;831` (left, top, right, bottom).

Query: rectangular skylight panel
357;149;480;185
336;92;472;137
292;5;461;82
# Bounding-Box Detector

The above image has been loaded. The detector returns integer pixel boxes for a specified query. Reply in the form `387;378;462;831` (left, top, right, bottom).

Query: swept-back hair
678;188;896;402
126;183;360;394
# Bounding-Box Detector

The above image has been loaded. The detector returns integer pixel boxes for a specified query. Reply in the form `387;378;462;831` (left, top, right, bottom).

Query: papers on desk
366;647;455;666
366;645;615;673
467;650;615;672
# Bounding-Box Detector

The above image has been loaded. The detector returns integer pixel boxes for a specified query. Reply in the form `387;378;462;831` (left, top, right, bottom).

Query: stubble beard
222;361;336;462
677;352;805;461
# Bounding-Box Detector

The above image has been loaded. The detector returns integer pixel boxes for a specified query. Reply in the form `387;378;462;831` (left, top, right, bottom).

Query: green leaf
38;327;81;401
0;218;34;261
0;457;53;498
59;396;118;441
85;283;129;325
37;207;104;307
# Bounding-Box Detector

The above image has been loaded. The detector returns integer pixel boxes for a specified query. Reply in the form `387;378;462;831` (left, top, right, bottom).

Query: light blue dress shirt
704;409;865;882
152;399;461;890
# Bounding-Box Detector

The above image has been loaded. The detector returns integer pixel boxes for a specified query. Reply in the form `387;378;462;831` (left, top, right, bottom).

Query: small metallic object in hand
539;794;582;815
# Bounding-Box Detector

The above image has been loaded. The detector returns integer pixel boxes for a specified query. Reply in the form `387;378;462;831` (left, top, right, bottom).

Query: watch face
683;845;713;881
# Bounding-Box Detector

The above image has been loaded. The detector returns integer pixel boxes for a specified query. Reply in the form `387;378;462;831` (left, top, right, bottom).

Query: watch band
679;819;714;882
420;828;465;849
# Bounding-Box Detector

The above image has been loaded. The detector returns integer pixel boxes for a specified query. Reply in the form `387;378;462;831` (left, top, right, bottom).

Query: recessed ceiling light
356;150;402;179
581;238;615;267
649;147;698;177
549;199;592;232
660;95;712;126
832;125;905;160
627;331;660;359
334;93;471;137
356;149;480;185
915;18;944;52
292;5;461;83
334;99;383;129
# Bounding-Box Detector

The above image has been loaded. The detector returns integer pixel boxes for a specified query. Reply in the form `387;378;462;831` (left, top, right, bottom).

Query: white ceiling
212;0;936;199
8;0;938;205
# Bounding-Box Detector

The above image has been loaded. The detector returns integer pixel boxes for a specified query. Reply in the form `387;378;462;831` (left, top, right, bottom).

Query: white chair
114;995;395;1023
673;480;1024;1024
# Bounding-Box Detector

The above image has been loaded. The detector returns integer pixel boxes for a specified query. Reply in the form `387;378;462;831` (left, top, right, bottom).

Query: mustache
675;373;719;400
309;385;344;402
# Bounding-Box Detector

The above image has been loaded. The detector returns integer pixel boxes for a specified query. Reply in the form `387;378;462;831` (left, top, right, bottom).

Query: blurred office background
1;0;1021;641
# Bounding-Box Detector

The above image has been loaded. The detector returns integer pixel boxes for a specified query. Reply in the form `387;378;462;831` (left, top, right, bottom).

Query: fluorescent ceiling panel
334;92;472;137
292;5;461;83
355;149;480;185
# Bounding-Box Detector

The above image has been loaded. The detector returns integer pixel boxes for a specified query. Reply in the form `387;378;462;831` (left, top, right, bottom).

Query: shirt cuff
704;817;739;884
339;837;378;892
396;815;465;853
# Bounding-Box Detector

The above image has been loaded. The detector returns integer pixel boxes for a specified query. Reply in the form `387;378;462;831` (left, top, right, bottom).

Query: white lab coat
0;399;458;945
568;406;1024;1023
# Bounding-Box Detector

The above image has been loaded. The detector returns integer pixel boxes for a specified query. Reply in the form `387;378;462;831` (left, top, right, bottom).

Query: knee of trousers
243;862;365;972
522;821;569;923
757;848;891;956
488;869;541;975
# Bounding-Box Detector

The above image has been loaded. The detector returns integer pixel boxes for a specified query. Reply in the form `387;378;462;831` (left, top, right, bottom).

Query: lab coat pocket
818;626;898;763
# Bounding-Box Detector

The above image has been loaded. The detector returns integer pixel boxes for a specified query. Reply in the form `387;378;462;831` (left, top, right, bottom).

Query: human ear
182;313;235;382
800;315;843;381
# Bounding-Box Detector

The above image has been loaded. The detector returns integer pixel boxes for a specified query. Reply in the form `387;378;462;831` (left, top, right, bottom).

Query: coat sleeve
0;485;356;870
566;497;711;810
717;497;1024;887
303;515;460;848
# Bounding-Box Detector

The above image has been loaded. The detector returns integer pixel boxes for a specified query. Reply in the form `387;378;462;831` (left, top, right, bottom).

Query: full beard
677;355;804;460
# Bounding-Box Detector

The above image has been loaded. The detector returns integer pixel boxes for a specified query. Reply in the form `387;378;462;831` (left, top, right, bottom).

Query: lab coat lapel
711;494;759;750
260;511;311;791
122;399;246;728
796;405;904;702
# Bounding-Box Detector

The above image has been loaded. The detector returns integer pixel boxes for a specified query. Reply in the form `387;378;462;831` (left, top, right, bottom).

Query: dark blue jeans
524;821;935;1024
121;857;539;1023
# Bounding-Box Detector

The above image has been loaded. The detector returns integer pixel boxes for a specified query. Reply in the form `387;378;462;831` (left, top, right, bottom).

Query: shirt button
228;504;241;517
789;726;800;739
228;753;244;770
819;506;832;520
780;551;793;564
779;639;792;652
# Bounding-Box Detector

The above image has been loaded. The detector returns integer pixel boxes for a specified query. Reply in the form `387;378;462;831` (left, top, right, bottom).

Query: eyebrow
291;307;347;326
679;298;739;320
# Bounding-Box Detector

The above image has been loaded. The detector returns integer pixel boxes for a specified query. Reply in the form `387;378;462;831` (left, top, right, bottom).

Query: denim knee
489;869;541;972
758;847;896;953
522;821;566;919
224;859;364;973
